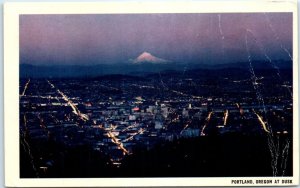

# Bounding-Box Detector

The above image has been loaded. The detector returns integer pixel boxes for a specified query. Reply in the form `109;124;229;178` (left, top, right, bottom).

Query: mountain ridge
20;60;292;78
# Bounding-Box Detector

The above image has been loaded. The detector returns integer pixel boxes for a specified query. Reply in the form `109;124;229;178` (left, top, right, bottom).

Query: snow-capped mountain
131;52;170;64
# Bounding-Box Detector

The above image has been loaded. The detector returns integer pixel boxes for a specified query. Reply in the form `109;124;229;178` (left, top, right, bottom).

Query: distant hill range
20;59;292;78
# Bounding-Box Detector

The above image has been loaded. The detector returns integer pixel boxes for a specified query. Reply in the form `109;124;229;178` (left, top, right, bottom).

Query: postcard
4;1;299;187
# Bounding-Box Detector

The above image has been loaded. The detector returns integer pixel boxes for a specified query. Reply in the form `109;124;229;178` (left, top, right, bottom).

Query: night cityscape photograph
19;13;293;178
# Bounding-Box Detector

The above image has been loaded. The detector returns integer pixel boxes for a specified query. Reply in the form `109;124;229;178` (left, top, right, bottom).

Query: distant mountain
130;52;171;64
20;60;292;78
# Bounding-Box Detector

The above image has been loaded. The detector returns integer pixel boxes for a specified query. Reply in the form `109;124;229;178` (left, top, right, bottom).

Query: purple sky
20;13;292;65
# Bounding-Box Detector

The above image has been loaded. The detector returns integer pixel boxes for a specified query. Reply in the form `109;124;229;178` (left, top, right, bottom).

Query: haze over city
20;13;292;66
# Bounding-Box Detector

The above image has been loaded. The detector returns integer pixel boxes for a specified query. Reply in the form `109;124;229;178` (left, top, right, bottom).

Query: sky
20;13;293;65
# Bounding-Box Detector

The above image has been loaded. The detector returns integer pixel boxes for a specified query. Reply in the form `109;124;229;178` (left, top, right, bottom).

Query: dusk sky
20;13;292;65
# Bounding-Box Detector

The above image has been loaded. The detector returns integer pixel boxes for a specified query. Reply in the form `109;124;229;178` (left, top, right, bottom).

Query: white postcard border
4;1;299;187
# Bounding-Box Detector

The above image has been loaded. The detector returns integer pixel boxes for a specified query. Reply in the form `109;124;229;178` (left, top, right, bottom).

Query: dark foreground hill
21;133;292;178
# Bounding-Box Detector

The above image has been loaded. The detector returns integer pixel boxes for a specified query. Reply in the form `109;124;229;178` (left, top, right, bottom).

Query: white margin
3;1;299;187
